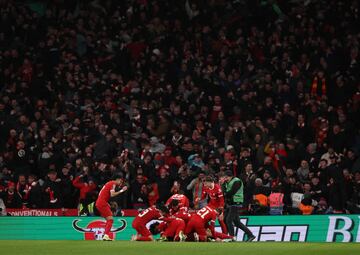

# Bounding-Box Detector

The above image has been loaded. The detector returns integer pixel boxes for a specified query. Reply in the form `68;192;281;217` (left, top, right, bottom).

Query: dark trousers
225;204;254;238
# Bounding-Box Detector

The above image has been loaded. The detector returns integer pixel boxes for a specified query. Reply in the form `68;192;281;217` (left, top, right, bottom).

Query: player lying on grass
131;204;169;241
206;228;235;242
95;173;128;241
149;217;187;242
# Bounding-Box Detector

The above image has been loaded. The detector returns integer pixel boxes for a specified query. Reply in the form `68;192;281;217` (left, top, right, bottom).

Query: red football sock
104;219;114;235
214;232;233;239
137;236;152;241
219;219;228;234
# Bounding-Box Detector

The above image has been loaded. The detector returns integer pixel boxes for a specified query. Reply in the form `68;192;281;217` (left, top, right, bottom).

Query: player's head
112;172;124;185
204;176;215;189
224;170;233;182
156;203;169;215
169;199;180;211
149;222;161;235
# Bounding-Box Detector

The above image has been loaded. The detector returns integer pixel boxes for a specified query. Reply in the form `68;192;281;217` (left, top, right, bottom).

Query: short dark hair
149;222;161;235
225;170;233;177
169;199;179;208
156;203;169;214
204;176;214;183
112;172;124;180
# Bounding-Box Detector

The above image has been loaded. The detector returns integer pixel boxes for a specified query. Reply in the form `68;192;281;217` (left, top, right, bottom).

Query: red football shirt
134;206;162;224
96;181;116;204
195;206;217;224
166;194;190;208
201;184;224;208
193;206;217;236
173;209;192;223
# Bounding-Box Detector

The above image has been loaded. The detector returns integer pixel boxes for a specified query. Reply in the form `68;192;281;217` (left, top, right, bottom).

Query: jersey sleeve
217;187;225;207
201;187;207;200
109;184;116;192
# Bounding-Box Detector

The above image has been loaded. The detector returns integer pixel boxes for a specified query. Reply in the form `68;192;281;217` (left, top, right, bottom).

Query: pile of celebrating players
131;176;235;242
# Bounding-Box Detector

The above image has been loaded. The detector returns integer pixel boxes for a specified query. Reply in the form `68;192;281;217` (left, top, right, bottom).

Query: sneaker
102;234;113;241
157;236;168;242
179;231;187;242
222;238;234;242
130;235;137;241
208;237;216;242
246;236;256;242
194;233;199;242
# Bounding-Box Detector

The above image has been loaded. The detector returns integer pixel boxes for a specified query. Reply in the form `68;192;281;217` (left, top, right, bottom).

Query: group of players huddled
95;172;255;242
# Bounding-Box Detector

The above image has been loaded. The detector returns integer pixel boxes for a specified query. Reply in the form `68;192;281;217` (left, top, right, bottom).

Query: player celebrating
184;206;218;242
201;176;227;233
165;191;190;209
132;204;169;241
167;199;192;227
149;217;186;242
95;173;128;241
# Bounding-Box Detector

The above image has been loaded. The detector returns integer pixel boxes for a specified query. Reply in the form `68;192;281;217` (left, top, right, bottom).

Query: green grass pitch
0;241;359;255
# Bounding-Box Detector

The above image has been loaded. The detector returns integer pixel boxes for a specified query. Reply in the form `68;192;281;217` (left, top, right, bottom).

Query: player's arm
209;219;216;237
110;185;128;197
218;190;225;208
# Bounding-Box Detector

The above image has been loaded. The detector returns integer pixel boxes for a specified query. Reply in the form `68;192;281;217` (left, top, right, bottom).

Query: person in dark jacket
0;182;22;208
42;170;63;208
221;170;255;241
27;175;43;208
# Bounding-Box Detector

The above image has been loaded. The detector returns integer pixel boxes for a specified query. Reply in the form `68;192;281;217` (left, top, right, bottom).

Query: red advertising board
6;208;138;216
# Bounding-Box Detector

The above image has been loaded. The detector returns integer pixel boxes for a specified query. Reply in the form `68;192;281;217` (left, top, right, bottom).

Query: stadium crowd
0;0;360;217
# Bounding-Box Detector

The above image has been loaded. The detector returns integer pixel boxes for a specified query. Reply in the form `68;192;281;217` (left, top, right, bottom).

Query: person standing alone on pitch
96;173;128;241
221;170;255;242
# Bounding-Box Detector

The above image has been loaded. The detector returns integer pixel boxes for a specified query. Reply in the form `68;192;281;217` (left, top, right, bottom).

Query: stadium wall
0;215;359;242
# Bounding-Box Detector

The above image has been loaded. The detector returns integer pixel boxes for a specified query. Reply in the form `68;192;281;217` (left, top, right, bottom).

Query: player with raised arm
95;173;128;241
132;204;169;241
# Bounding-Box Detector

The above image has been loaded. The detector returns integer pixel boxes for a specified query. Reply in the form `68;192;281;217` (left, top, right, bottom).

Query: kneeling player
185;206;218;242
149;218;186;242
132;204;169;241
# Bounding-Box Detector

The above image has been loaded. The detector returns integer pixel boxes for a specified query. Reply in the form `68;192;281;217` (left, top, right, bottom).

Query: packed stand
0;0;359;216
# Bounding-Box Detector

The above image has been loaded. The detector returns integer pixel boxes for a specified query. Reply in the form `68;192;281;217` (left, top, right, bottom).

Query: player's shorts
163;219;185;238
132;221;151;237
185;218;207;241
95;202;112;218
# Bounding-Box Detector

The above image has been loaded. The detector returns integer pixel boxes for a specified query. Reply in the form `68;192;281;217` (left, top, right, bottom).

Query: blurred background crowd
0;0;359;216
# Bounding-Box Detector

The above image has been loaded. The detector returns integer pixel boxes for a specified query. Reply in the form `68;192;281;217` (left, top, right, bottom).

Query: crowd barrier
0;215;359;242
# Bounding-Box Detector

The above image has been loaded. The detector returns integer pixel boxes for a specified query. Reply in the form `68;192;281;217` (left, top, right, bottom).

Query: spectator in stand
0;0;358;214
0;182;22;208
268;186;284;215
43;170;62;209
27;174;43;208
72;171;97;205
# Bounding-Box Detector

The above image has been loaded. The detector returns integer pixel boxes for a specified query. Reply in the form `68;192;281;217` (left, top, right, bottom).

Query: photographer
221;171;255;242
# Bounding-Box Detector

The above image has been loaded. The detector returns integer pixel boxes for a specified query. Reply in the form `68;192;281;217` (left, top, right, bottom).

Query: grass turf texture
0;241;359;255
